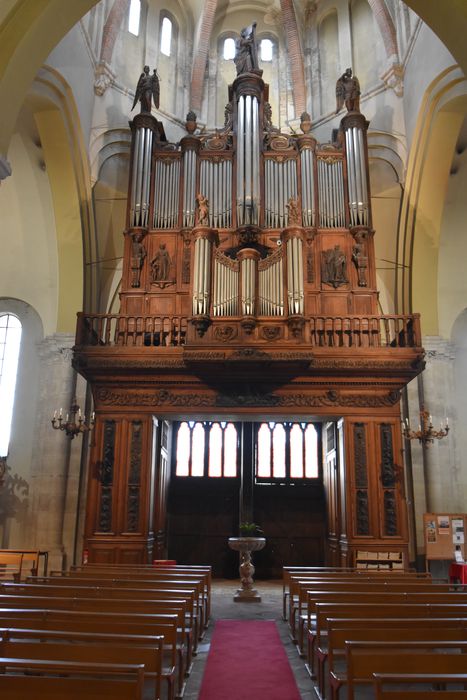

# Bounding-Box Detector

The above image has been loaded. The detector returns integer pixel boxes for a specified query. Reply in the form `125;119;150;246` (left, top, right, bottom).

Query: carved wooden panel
98;419;115;532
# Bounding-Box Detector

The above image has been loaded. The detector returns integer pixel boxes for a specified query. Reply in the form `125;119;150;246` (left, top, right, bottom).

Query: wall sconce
403;406;449;446
51;398;95;439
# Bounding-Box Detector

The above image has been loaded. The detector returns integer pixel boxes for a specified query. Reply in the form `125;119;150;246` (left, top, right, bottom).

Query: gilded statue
335;68;361;113
132;65;160;113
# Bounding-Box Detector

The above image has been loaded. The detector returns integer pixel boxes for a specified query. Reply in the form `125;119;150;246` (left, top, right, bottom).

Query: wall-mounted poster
426;519;436;543
438;515;450;534
452;518;465;544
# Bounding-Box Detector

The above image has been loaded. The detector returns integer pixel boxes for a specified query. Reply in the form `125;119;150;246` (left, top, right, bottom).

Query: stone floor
183;579;316;700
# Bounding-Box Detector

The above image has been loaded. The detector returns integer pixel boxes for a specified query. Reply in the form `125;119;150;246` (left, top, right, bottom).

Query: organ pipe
286;235;304;315
237;95;260;226
192;235;213;316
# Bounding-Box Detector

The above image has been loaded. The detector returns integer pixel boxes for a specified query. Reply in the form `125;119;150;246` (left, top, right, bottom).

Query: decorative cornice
95;387;400;409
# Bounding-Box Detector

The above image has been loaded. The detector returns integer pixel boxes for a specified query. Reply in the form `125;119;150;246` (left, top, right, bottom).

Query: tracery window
173;420;319;481
256;422;319;481
0;314;22;456
128;0;141;36
160;16;172;56
175;421;239;477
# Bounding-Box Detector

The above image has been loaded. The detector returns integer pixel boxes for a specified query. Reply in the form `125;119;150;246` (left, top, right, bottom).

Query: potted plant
239;521;264;537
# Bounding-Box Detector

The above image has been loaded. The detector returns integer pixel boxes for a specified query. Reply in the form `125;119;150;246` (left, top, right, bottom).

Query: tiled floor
183;579;316;700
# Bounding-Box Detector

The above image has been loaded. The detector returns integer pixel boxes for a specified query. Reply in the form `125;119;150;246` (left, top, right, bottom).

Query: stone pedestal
228;537;266;602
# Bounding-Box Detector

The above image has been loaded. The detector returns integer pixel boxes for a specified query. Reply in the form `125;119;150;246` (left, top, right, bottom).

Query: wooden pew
287;572;434;633
0;634;164;700
0;589;196;671
48;574;207;630
338;640;467;700
0;626;174;700
4;581;202;651
0;553;22;582
51;569;210;632
0;609;185;697
373;672;467;698
308;603;467;680
0;657;145;700
299;587;467;653
317;621;467;699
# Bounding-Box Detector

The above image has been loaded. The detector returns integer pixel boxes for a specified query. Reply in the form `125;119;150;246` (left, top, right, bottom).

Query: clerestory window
128;0;141;36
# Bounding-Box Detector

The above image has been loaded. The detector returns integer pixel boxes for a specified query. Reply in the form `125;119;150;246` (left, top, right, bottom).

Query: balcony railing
75;313;421;350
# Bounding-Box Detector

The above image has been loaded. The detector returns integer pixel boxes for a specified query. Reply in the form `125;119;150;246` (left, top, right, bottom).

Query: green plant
239;522;264;537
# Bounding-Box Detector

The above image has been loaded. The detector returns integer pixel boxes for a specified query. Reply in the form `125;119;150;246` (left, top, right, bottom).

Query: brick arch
190;0;218;114
100;0;131;65
365;0;398;61
280;0;306;116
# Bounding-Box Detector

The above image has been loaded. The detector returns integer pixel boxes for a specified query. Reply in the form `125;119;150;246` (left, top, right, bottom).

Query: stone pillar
28;334;86;571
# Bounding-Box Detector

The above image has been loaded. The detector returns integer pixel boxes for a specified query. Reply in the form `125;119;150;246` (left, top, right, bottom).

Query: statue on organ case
130;232;146;288
151;243;171;282
132;65;160;113
196;193;209;226
335;68;361;113
234;22;260;75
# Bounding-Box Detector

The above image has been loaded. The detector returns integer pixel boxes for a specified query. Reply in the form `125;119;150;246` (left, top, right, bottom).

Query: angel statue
131;65;160;113
335;68;360;113
234;22;259;75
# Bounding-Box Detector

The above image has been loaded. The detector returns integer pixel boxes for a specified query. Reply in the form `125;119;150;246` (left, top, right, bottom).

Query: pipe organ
121;69;377;340
76;52;424;569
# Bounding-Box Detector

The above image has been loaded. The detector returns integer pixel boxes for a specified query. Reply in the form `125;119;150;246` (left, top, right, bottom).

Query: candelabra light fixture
51;398;95;439
403;406;449;446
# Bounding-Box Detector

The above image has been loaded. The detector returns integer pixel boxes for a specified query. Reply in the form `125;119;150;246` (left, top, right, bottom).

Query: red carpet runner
198;620;302;700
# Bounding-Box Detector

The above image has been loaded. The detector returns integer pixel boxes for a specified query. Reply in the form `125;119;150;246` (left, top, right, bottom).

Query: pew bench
0;610;185;697
0;634;164;700
317;621;467;699
307;602;467;679
0;553;22;583
0;627;173;700
373;672;467;698
0;657;145;700
299;586;467;654
331;640;467;700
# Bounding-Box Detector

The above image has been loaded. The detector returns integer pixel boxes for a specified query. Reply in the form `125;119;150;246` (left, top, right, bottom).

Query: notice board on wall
424;513;467;566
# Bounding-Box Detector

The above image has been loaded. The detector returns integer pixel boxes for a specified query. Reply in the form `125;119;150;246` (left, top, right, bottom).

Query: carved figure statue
234;22;259;75
130;232;146;288
196;193;209;226
151;243;171;281
322;245;348;288
352;241;368;287
131;65;160;113
286;197;301;226
335;68;361;113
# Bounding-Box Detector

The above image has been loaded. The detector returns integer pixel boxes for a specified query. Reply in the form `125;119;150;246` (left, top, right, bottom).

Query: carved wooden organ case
76;69;424;565
123;72;378;344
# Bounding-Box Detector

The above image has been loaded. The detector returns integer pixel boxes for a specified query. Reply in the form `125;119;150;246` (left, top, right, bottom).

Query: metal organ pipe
357;128;369;225
183;149;196;228
286;236;304;315
236;95;260;226
130;128;140;226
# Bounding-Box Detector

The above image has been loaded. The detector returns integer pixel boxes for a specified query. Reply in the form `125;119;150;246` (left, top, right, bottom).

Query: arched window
223;37;236;60
174;421;239;477
260;39;273;62
160;16;172;56
0;314;22;456
255;421;319;481
128;0;141;36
